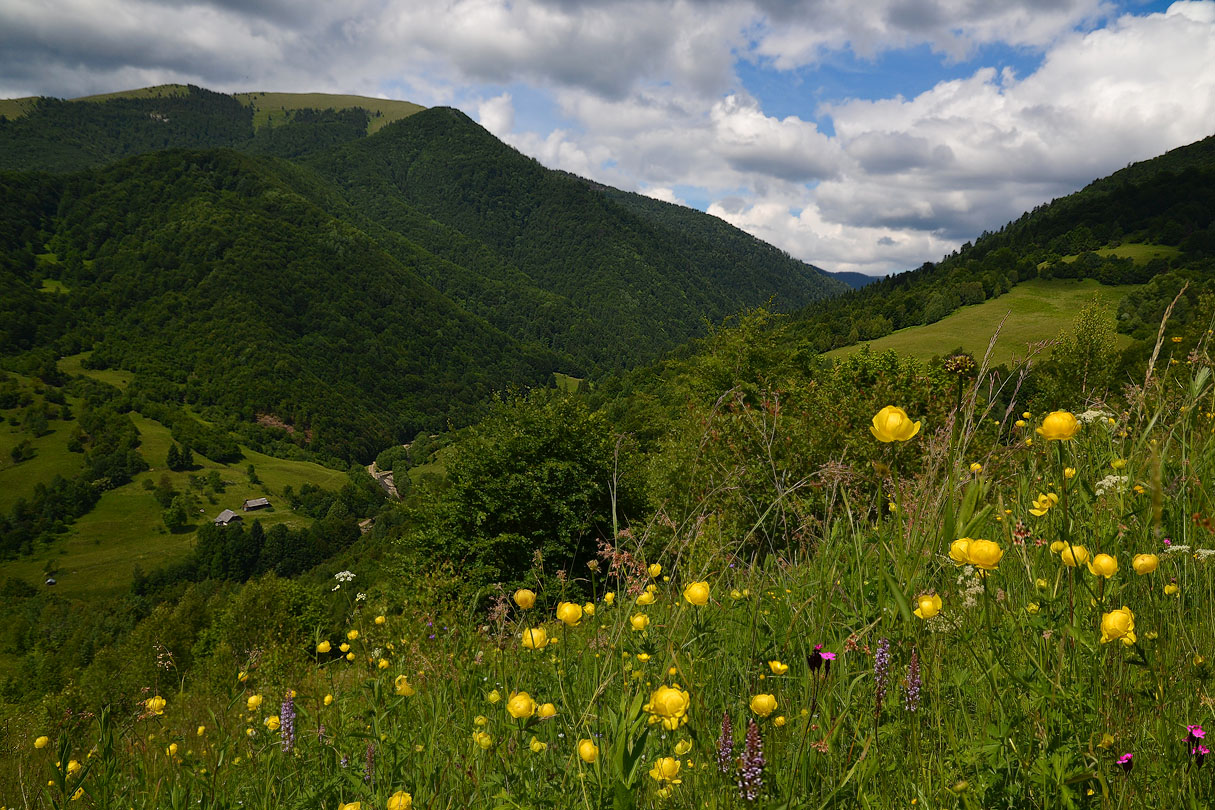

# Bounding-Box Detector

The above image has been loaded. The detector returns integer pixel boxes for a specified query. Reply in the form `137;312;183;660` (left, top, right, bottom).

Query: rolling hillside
0;84;847;461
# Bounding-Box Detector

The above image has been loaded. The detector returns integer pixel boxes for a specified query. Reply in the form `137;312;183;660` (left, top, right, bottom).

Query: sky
2;1;1214;276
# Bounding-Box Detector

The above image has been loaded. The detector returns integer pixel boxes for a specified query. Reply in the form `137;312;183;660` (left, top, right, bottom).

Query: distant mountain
823;270;879;289
0;85;847;459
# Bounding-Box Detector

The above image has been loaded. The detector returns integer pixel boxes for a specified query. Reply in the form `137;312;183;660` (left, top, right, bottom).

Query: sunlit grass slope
826;279;1138;366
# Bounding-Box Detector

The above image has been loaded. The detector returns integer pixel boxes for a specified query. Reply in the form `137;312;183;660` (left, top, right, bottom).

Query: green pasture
0;391;348;600
826;279;1138;367
38;279;69;294
236;92;425;134
58;353;134;390
0;387;82;513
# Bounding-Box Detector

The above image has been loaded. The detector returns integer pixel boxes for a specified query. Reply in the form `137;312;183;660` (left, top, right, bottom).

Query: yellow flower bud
521;626;548;649
1132;554;1158;575
506;691;536;719
630;613;650;631
1087;553;1118;578
750;694;777;717
578;738;599;763
555;601;583;627
682;581;710;606
1036;411;1080;440
648;563;662;578
914;593;942;619
513;589;536;609
387;790;412;810
870;405;921;442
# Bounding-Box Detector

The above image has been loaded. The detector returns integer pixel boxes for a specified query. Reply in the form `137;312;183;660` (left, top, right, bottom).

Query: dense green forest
0;86;847;460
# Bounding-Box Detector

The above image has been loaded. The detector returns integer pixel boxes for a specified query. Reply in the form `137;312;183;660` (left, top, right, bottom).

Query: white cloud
1;0;1212;277
476;92;515;135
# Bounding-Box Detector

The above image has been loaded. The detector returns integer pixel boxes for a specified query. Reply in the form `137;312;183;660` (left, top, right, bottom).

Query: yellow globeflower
948;538;971;565
35;735;50;749
1165;583;1180;596
1100;606;1137;645
67;759;82;775
648;756;682;784
487;689;502;704
768;660;789;675
529;736;547;753
387;790;412;810
1087;553;1118;579
583;602;596;616
378;658;390;670
472;731;493;750
345;652;355;661
521;626;548;649
603;592;615;605
969;462;983;474
750;693;778;718
324;694;334;706
340;643;351;653
578;738;599;763
646;685;692;730
537;702;557;719
914;593;942;619
513;589;536;609
506;691;536;720
316;640;331;654
375;615;386;625
145;695;167;715
870;405;921;442
556;601;583;627
774;715;787;727
1015;419;1027;428
1029;493;1059;517
1064;467;1077;479
1060;545;1090;568
1037;411;1080;441
394;675;416;697
347;629;360;641
1049;540;1067;554
1132;554;1159;575
648;563;662;578
630;613;650;631
246;694;263;712
197;725;206;736
674;739;693;756
264;716;280;732
636;590;656;606
967;539;1003;571
338;803;362;810
683;581;710;606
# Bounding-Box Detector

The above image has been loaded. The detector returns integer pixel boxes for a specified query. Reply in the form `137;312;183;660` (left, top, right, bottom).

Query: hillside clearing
825;279;1137;366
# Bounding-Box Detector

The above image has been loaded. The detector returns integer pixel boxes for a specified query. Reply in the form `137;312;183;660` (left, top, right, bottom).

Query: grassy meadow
827;279;1136;366
0;408;347;601
4;317;1215;809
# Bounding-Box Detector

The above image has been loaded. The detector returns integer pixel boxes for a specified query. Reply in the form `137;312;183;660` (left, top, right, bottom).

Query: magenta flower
1117;752;1133;773
808;644;837;675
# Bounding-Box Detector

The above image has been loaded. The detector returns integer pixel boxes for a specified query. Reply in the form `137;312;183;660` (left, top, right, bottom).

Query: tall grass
7;339;1215;809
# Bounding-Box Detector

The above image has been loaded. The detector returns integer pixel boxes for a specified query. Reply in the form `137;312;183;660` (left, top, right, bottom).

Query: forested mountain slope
0;86;846;458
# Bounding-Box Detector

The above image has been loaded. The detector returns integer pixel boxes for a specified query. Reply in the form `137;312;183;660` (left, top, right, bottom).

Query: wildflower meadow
6;324;1215;810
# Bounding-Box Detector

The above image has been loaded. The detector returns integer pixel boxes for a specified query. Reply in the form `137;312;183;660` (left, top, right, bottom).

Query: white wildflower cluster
957;565;984;609
1078;409;1114;424
1095;474;1128;497
1194;548;1215;560
356;592;367;602
1165;544;1192;554
332;570;356;591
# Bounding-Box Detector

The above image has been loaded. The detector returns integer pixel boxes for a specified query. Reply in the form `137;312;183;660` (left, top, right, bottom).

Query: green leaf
882;567;913;625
